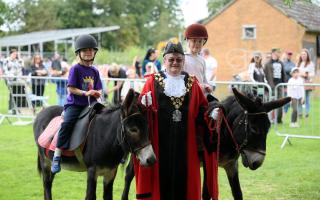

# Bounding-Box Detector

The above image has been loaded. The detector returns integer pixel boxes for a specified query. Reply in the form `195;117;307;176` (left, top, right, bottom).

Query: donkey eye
251;129;259;135
129;127;139;133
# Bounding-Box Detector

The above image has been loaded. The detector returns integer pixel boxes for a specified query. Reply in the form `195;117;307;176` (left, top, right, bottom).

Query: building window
242;25;256;39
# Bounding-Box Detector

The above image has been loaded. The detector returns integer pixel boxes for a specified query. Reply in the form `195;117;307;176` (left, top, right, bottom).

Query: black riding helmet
74;34;98;53
75;34;98;62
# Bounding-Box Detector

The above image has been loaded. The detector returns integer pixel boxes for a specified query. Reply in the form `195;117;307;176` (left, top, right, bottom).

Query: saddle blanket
37;116;75;156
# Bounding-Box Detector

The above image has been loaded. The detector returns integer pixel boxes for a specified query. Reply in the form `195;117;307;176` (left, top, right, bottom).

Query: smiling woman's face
163;53;185;76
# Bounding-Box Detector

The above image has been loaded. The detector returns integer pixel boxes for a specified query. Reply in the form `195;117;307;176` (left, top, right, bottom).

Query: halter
210;107;267;155
119;112;150;154
233;109;267;154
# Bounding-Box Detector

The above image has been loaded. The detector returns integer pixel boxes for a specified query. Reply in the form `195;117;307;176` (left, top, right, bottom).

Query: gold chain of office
154;73;194;110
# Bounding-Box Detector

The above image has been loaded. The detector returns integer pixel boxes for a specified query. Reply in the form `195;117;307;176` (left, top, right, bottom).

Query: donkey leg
121;157;134;200
201;154;211;200
103;168;118;200
85;167;98;200
224;160;243;200
38;154;55;200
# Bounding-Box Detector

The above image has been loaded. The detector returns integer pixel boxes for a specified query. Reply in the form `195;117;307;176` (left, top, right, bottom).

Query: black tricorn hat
163;41;184;57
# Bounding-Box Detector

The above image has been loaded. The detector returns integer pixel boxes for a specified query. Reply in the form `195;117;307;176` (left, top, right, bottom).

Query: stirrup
51;156;61;174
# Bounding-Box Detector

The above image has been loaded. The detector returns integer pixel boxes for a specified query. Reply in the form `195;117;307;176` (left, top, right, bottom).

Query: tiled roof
267;0;320;32
202;0;320;32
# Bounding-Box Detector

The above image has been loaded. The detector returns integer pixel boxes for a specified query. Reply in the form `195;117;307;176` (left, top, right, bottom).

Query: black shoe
305;114;309;118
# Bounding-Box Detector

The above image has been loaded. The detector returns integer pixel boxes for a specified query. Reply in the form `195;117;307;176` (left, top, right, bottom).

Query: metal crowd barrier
274;83;320;148
213;81;272;102
0;75;274;127
0;75;147;125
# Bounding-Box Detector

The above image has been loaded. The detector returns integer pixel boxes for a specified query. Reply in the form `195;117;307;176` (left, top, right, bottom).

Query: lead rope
208;109;240;154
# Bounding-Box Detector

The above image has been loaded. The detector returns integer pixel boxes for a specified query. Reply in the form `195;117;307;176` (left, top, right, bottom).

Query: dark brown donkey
34;89;156;200
121;88;290;200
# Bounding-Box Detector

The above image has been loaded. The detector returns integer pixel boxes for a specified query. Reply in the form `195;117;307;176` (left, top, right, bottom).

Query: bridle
232;109;267;155
118;112;151;154
210;107;267;156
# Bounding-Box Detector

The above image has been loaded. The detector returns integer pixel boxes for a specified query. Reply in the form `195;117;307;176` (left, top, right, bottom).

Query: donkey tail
37;153;42;176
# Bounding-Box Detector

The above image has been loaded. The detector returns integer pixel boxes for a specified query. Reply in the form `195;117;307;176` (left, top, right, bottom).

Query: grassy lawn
0;120;319;200
0;79;320;199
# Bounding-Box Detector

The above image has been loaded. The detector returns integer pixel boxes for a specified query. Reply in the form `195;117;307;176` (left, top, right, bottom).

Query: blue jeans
305;90;312;115
57;105;85;149
57;94;67;106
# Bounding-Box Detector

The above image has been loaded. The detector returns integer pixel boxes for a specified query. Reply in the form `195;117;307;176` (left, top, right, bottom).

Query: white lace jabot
163;72;186;97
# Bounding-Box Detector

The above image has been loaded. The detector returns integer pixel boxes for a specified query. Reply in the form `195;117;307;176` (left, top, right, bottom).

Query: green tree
207;0;232;17
9;0;61;32
0;0;6;26
1;0;183;50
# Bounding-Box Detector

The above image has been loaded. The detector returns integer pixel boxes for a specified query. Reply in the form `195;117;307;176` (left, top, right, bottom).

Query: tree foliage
1;0;183;50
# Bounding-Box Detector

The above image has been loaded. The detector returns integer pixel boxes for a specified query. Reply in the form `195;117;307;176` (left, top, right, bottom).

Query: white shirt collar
163;71;186;97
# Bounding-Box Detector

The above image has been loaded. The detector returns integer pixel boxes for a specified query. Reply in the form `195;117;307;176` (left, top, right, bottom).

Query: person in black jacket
264;48;286;123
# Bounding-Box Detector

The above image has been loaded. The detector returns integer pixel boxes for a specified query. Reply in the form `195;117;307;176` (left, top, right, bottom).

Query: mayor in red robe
134;41;218;200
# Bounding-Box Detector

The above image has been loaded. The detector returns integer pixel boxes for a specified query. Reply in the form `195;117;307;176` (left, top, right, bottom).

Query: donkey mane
221;96;244;122
222;92;264;118
101;105;121;114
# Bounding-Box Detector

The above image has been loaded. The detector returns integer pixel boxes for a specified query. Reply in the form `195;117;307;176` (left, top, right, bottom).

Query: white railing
274;83;320;148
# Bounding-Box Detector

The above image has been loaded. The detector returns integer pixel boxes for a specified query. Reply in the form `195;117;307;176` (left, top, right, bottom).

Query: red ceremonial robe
134;73;218;200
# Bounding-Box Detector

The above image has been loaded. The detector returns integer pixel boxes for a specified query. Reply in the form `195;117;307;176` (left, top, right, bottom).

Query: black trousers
57;105;85;149
32;84;45;106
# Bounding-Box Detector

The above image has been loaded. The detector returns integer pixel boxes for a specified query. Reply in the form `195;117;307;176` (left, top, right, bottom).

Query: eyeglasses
166;57;184;64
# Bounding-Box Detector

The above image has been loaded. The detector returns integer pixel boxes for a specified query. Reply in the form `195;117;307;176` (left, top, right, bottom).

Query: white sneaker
290;122;300;128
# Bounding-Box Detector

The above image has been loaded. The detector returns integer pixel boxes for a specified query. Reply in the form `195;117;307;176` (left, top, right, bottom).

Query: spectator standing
120;68;143;101
297;48;315;118
281;51;296;113
282;51;296;81
141;48;161;75
29;54;48;106
144;62;158;76
49;53;68;106
287;67;304;127
184;23;213;94
50;53;62;75
248;51;267;99
133;56;142;78
106;63;127;105
2;49;25;113
2;49;24;79
264;48;286;123
248;51;267;83
202;48;218;82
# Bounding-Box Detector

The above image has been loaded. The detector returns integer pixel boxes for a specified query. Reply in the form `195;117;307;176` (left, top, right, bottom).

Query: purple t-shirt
65;63;102;108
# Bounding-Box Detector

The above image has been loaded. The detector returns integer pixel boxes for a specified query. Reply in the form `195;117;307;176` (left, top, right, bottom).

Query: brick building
202;0;320;80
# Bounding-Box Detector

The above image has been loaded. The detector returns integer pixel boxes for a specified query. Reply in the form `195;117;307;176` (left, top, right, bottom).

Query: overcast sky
180;0;209;26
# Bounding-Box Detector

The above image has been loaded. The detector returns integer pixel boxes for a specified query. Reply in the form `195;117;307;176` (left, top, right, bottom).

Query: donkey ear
122;88;136;116
263;97;291;112
232;87;254;110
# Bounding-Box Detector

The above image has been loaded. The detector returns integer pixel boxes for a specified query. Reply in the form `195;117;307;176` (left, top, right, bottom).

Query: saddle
38;102;105;157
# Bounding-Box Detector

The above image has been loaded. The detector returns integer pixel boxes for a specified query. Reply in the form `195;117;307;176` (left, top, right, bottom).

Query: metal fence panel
0;76;274;127
274;83;320;148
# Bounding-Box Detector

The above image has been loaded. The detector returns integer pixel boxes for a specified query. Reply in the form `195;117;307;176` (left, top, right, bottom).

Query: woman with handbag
296;49;315;118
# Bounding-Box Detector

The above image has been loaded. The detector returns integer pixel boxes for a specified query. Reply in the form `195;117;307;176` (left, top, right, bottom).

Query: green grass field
0;121;319;200
0;80;320;199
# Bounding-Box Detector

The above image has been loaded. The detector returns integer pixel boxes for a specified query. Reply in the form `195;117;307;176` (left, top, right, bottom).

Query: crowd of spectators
0;46;317;129
246;48;316;127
